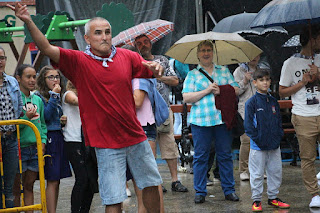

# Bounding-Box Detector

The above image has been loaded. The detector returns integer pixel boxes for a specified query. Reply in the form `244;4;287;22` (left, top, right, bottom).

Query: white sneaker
207;179;214;186
213;178;220;183
126;187;132;197
309;195;320;208
317;172;320;180
240;172;250;181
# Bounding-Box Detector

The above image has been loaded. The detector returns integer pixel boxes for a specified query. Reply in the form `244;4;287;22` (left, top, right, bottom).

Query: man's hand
7;3;32;23
301;72;311;85
308;64;320;81
8;2;61;64
142;61;163;78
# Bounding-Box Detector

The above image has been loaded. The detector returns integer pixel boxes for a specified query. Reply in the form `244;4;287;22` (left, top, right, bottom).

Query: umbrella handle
308;58;317;83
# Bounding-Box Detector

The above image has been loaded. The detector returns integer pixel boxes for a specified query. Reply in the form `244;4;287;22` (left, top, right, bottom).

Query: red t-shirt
53;47;153;148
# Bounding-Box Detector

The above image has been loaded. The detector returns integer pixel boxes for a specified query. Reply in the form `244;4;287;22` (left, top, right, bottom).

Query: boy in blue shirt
244;69;290;212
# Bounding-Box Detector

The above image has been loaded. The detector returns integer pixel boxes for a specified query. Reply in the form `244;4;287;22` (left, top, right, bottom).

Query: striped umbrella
112;19;174;47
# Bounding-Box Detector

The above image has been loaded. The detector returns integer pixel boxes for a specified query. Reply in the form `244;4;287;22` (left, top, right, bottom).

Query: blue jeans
0;134;18;209
191;124;235;196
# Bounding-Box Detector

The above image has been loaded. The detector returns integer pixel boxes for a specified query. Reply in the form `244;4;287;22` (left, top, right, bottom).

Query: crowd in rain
1;1;320;213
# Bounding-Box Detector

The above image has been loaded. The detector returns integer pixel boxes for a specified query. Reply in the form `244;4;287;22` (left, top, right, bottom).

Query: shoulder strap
198;68;214;83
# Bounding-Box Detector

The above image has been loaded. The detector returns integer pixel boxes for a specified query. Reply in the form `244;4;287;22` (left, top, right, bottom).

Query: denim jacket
35;91;62;131
4;73;23;119
138;78;169;126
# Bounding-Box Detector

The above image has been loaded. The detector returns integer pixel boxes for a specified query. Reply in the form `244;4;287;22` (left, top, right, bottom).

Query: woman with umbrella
233;54;260;182
182;40;240;203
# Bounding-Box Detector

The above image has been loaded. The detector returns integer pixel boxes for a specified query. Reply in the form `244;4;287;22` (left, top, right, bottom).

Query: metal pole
207;11;217;26
0;26;24;33
205;11;208;32
195;0;204;33
58;19;90;28
0;18;90;34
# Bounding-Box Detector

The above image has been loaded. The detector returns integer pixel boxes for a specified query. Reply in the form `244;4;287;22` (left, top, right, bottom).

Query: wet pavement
31;160;320;213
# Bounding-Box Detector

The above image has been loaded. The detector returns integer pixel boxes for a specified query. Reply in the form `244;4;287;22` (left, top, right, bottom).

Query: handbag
232;112;245;138
198;68;244;138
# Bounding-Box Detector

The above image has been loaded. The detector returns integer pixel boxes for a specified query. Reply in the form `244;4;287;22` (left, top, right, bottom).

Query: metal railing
0;120;46;213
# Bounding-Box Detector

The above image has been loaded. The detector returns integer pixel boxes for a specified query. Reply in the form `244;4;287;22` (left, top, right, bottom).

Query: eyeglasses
0;56;7;61
46;75;61;81
199;49;213;53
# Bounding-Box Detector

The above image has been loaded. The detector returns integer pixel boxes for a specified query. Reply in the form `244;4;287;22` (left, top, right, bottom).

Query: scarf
84;45;117;67
293;53;315;60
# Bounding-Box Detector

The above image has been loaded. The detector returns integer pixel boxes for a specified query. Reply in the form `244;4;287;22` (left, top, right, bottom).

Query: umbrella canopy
112;19;174;47
282;35;301;47
250;0;320;29
213;12;287;35
165;32;263;65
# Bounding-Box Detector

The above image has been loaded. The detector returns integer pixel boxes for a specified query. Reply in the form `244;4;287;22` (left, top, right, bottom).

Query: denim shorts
142;123;156;142
95;139;162;205
20;145;39;173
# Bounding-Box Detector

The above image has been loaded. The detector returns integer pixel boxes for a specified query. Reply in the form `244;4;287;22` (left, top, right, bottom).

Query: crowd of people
0;2;320;213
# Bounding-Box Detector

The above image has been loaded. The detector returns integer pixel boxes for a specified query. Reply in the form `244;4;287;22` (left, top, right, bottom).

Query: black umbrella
213;12;287;35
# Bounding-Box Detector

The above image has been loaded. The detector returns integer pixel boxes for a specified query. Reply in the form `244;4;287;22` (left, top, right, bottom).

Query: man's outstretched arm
8;3;60;64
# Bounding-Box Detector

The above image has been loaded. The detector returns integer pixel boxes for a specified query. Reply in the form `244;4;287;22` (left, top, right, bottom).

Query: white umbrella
165;32;263;65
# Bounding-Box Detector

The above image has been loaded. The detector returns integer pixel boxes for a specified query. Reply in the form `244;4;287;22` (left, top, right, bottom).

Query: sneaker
310;195;320;208
194;195;205;204
126;187;131;197
225;192;239;201
317;172;320;180
189;167;194;174
268;198;290;209
240;172;250;181
171;180;188;192
207;179;213;186
178;166;187;173
162;185;167;193
252;201;262;212
213;178;220;183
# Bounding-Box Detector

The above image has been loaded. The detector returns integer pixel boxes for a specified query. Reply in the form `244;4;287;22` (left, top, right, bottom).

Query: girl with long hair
35;65;71;213
62;80;98;212
13;64;47;211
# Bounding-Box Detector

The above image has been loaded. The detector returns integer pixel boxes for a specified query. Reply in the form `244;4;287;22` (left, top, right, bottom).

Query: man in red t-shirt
10;3;164;213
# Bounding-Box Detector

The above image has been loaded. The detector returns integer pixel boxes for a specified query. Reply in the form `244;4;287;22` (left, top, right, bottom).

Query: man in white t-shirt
279;25;320;208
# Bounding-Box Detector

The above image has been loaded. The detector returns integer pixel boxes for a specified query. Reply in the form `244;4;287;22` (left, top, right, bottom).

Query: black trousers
65;142;98;213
